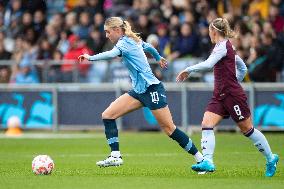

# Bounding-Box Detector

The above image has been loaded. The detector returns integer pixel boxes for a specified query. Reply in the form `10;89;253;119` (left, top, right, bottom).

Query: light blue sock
201;128;215;163
244;128;273;162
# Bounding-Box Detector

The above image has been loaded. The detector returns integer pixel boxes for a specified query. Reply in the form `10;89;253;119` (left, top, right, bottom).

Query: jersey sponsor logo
150;91;159;104
233;105;244;120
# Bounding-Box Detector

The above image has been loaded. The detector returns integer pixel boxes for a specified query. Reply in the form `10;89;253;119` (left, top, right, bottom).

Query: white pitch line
0;133;104;139
15;153;183;158
56;153;182;157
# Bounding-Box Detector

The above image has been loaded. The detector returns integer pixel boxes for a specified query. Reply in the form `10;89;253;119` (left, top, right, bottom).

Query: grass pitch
0;132;283;189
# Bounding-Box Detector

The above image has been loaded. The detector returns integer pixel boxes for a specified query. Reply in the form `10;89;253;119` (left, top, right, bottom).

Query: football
32;155;54;175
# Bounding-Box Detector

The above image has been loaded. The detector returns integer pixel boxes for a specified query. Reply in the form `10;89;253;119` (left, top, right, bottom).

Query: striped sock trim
202;128;214;130
107;137;119;144
244;128;254;137
184;140;193;152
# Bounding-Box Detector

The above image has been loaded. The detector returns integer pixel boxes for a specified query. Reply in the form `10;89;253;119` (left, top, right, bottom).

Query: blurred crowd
0;0;283;84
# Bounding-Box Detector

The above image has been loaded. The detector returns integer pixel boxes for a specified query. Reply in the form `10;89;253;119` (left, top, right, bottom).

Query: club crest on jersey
150;91;159;104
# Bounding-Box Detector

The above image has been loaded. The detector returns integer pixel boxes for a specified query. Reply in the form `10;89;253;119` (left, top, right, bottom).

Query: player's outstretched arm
176;43;226;82
176;69;190;82
235;55;247;82
142;41;161;60
176;55;220;82
142;41;167;69
78;47;121;62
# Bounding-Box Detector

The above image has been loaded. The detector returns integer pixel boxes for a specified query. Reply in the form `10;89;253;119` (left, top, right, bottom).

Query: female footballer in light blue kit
78;17;204;167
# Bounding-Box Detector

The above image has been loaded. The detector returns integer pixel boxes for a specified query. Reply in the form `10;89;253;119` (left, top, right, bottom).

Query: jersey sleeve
185;42;227;73
88;47;121;61
142;41;162;61
115;38;127;56
235;55;247;82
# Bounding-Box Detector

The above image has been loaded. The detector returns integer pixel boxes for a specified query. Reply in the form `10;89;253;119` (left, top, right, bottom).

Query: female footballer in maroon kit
176;18;278;177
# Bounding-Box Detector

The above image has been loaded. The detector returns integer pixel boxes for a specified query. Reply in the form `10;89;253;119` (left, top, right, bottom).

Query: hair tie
211;23;223;32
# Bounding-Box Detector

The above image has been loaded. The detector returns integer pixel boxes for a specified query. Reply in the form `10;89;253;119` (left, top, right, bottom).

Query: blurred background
0;0;284;133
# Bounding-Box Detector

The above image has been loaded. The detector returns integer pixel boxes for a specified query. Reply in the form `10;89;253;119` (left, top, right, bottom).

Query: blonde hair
104;17;141;42
210;18;236;38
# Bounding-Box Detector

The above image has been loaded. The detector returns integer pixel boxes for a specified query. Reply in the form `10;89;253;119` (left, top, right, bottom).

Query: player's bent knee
237;118;253;133
238;124;253;133
102;111;115;120
160;124;175;136
201;120;214;128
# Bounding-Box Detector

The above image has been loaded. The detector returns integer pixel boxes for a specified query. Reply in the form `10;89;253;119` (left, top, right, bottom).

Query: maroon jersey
186;39;250;122
213;40;246;99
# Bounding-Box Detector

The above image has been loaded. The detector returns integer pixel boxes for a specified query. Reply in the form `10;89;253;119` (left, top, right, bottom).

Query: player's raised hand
176;69;189;82
158;57;168;69
78;54;90;62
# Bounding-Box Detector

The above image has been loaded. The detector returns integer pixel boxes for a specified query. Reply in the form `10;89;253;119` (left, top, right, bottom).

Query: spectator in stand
33;10;46;41
135;14;151;41
10;39;39;84
47;50;63;83
248;0;270;19
26;27;37;45
87;0;104;17
206;9;218;23
93;13;105;33
76;11;91;40
168;14;180;41
180;11;195;25
57;30;70;54
72;0;89;15
262;21;276;38
251;21;262;36
5;16;21;39
0;30;13;53
160;0;178;22
0;40;11;83
268;4;284;33
22;0;46;14
247;46;268;82
11;35;24;64
196;22;212;59
86;27;106;53
0;2;6;19
13;60;39;84
18;11;33;36
262;33;282;80
44;24;59;47
64;11;78;35
37;38;53;60
4;0;23;27
49;12;64;31
61;34;93;82
156;23;170;57
168;23;199;61
272;0;284;16
148;10;163;33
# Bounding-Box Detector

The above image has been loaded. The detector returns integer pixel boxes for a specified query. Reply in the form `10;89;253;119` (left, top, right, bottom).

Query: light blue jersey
88;36;161;93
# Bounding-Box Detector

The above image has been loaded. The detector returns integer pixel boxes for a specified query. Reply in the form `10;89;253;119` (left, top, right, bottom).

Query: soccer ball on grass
32;155;54;175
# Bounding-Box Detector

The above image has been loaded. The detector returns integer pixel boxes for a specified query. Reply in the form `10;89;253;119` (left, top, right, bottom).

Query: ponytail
123;20;141;42
210;18;236;38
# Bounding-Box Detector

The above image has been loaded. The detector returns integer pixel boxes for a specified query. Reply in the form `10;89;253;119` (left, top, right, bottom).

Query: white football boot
96;156;123;167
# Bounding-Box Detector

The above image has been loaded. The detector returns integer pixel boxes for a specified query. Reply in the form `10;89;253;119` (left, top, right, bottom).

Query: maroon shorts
206;94;251;123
